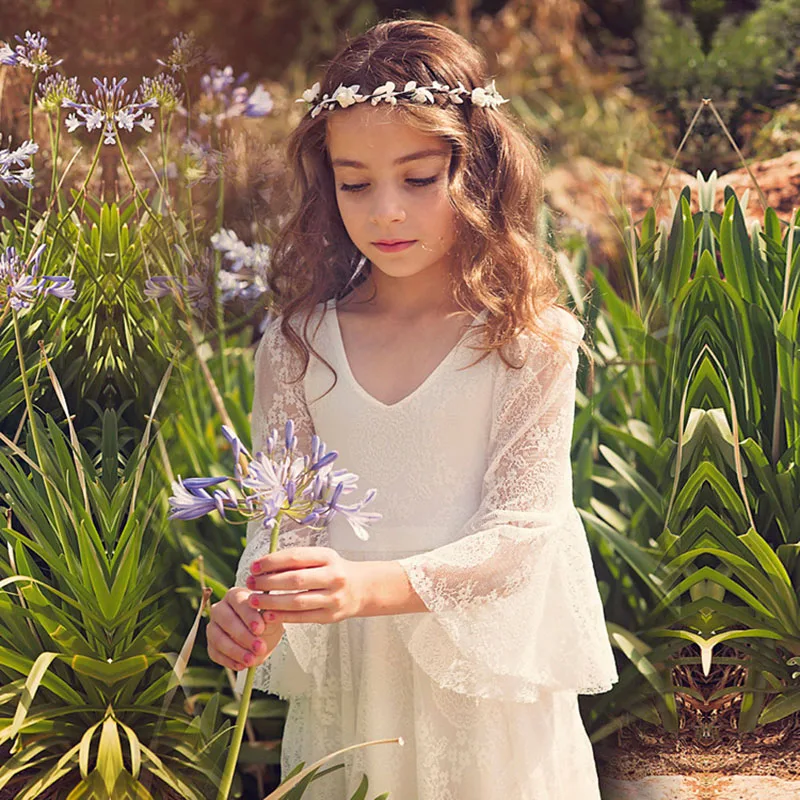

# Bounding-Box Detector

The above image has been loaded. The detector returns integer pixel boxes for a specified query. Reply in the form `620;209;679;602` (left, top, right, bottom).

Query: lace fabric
394;320;619;701
232;304;619;798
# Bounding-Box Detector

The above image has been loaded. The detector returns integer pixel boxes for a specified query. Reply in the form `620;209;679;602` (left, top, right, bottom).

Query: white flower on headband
404;81;435;104
471;79;508;109
332;83;363;108
298;77;508;116
447;81;470;104
296;81;321;104
370;81;397;105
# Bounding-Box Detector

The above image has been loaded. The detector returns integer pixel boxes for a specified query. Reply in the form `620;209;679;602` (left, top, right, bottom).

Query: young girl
206;18;619;799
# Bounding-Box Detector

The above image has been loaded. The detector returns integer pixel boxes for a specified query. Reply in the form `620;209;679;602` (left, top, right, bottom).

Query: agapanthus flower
143;249;212;315
167;421;380;541
35;73;80;114
156;32;204;74
218;269;267;304
0;31;63;73
196;66;273;127
1;244;76;311
62;77;158;146
0;137;38;209
143;274;209;314
139;73;184;114
210;228;270;272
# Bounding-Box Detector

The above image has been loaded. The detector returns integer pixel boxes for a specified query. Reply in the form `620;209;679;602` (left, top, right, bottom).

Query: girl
206;18;619;800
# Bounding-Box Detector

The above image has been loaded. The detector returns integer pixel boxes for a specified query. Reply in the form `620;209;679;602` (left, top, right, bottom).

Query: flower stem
21;81;36;253
216;510;284;799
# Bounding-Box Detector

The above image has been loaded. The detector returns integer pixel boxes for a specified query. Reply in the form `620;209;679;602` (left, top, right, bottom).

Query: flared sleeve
394;312;619;703
233;314;329;698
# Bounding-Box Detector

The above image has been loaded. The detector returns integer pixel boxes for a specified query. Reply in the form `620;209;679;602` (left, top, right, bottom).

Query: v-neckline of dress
326;298;487;410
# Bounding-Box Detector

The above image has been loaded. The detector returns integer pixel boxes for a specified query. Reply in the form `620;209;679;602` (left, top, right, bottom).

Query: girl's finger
207;642;247;672
206;620;264;668
248;590;332;613
247;566;332;593
214;599;266;655
249;546;333;576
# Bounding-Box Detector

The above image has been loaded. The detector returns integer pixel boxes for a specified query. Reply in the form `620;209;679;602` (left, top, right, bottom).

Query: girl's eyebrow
330;148;448;168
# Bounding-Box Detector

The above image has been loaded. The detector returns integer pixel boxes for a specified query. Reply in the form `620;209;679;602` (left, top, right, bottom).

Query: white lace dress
234;299;619;800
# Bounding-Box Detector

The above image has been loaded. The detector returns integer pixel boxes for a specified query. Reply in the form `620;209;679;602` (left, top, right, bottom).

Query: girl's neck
342;267;463;321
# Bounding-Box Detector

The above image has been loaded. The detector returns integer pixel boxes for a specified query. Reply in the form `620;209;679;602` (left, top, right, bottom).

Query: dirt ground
594;644;800;781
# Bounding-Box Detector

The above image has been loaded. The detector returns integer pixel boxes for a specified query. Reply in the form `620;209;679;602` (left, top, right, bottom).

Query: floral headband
296;79;508;119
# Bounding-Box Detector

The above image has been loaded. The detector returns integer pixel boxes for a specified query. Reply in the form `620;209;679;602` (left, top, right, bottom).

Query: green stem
180;73;198;252
216;510;284;800
21;81;36;252
159;110;170;207
212;131;230;395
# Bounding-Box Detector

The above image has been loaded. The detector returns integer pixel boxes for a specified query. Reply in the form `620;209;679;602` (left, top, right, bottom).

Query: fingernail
250;621;262;633
246;576;255;589
243;653;253;665
265;612;275;621
252;640;264;654
251;561;260;573
249;596;260;607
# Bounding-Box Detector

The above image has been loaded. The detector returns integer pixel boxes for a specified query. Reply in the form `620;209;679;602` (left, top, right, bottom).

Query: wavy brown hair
268;18;593;395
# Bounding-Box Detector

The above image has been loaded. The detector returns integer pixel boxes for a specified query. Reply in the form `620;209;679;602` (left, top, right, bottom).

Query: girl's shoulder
503;305;586;366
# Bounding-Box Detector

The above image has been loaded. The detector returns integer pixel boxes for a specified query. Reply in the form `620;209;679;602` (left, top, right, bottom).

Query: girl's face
326;104;457;286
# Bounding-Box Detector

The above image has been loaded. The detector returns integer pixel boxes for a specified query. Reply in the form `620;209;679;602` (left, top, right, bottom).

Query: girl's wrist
355;560;428;617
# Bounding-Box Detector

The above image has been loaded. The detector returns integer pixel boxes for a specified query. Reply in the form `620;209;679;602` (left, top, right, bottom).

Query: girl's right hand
207;587;285;671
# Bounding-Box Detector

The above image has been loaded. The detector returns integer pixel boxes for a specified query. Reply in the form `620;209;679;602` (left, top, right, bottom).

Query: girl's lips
373;240;416;253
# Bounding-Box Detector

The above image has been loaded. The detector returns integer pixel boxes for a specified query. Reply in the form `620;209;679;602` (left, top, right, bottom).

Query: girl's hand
207;587;285;671
245;546;369;624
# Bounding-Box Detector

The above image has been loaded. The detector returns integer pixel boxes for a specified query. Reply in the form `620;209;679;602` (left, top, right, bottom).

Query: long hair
267;18;593;395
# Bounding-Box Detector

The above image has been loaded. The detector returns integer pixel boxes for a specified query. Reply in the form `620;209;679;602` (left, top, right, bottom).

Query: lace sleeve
395;312;619;703
233;315;330;698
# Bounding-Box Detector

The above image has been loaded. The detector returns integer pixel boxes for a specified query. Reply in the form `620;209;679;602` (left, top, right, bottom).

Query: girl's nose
369;187;406;226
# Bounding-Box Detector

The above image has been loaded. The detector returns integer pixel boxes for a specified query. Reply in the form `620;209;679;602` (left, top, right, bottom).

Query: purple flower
0;31;63;73
167;476;220;520
197;67;273;127
167;421;381;539
156;32;204;74
143;275;178;300
144;267;211;315
139;73;184;114
62;77;158;146
1;245;76;311
0;137;38;209
36;74;80;114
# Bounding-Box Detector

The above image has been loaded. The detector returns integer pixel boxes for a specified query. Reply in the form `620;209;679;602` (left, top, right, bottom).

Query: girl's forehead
326;105;446;161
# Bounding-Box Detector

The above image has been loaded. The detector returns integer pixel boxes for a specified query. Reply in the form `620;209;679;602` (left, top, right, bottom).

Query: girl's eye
337;176;439;193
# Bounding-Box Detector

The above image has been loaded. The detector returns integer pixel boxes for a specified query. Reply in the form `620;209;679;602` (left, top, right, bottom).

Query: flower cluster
196;66;273;127
297;78;508;118
143;273;210;314
210;228;270;273
0;30;63;73
62;77;158;146
0;137;37;209
139;73;184;115
35;73;80;114
1;245;76;312
156;32;204;74
168;421;381;541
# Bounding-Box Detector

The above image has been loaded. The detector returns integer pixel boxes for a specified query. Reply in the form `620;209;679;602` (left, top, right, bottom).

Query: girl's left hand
245;546;369;624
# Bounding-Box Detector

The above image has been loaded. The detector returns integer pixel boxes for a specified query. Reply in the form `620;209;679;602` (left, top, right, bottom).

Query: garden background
1;0;800;797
